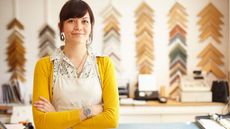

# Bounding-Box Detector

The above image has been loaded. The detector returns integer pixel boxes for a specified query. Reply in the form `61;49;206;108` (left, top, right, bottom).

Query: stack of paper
197;119;225;129
219;118;230;129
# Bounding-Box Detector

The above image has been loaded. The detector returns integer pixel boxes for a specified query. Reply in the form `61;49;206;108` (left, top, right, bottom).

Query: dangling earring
86;38;92;49
60;32;65;41
86;36;94;54
86;33;92;46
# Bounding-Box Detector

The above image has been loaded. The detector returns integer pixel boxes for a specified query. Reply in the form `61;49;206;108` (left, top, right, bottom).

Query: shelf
120;100;225;106
119;100;226;123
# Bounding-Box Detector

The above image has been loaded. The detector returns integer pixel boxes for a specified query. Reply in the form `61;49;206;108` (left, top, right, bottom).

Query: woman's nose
73;20;82;30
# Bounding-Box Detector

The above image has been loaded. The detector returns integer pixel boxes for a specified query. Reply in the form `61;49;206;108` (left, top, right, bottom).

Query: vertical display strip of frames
6;0;26;82
197;3;226;79
135;2;154;74
38;0;56;58
168;2;188;88
101;4;122;76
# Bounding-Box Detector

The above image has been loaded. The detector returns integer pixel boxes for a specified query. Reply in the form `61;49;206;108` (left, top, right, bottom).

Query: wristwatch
83;106;92;118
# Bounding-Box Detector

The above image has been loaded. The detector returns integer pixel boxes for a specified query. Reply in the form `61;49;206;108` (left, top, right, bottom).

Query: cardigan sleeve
72;56;120;129
32;57;82;129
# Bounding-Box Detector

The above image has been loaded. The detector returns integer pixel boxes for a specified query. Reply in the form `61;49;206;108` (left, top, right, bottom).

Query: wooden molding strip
198;43;223;57
168;2;187;16
198;3;223;17
202;60;226;79
11;72;26;82
136;41;154;50
101;5;121;19
170;59;186;70
135;25;153;37
136;53;154;61
170;55;186;65
103;22;120;34
169;33;186;45
39;47;55;57
198;3;223;43
135;1;154;74
7;18;24;30
136;50;154;59
169;44;187;61
135;2;154;15
169;20;187;30
39;25;55;37
137;54;154;65
170;74;180;85
197;53;224;67
136;13;154;23
198;14;223;27
39;24;56;57
136;31;153;43
199;27;222;43
109;52;121;61
170;25;186;39
8;30;24;42
168;11;187;25
170;65;186;77
200;22;222;32
139;67;153;74
103;14;119;24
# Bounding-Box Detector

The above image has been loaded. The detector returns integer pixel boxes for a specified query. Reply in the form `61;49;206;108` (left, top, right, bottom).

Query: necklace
76;52;88;78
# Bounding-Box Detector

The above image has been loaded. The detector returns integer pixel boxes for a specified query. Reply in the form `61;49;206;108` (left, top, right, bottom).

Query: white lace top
50;47;99;85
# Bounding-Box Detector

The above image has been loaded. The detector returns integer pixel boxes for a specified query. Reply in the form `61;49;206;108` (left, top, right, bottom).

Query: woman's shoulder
96;55;110;60
35;56;53;68
96;56;114;71
96;56;111;64
36;56;51;63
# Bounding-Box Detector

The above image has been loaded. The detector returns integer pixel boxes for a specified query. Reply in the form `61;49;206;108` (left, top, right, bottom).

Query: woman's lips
72;33;83;35
71;33;85;37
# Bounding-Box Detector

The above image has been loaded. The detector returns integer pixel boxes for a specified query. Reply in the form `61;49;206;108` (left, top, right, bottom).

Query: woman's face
63;12;91;44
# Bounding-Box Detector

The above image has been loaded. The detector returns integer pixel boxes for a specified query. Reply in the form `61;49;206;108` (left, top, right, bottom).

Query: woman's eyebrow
82;16;90;19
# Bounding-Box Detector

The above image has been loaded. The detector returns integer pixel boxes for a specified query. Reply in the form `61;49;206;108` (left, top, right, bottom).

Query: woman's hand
34;96;56;113
92;104;103;116
80;104;103;121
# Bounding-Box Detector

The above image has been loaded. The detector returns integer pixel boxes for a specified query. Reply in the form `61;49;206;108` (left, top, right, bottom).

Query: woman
32;0;119;129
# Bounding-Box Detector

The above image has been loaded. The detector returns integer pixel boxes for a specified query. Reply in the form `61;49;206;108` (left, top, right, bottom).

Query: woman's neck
63;42;87;60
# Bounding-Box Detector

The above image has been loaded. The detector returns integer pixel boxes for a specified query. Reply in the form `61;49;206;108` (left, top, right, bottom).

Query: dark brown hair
59;0;95;41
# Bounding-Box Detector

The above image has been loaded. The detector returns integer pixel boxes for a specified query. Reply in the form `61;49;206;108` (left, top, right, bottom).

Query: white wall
0;0;229;102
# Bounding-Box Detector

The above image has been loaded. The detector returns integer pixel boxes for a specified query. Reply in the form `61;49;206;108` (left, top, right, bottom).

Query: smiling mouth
71;33;85;37
72;33;84;35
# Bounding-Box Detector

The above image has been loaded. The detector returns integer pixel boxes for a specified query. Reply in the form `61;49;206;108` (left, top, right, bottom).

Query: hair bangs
60;0;89;21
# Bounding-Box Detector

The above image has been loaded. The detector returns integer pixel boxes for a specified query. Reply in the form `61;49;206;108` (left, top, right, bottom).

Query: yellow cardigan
32;56;119;129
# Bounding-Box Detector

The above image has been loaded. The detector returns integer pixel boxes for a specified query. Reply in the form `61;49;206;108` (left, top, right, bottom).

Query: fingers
35;106;46;112
34;101;46;112
96;104;103;111
34;96;55;112
92;105;103;116
34;97;49;107
34;102;51;113
39;96;50;103
34;101;44;107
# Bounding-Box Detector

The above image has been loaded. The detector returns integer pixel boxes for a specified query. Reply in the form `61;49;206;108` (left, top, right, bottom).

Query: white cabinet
119;101;225;123
10;105;33;123
0;104;33;124
1;102;226;124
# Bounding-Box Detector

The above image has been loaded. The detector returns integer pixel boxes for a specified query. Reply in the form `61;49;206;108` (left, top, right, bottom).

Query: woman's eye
67;19;74;23
82;20;89;24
